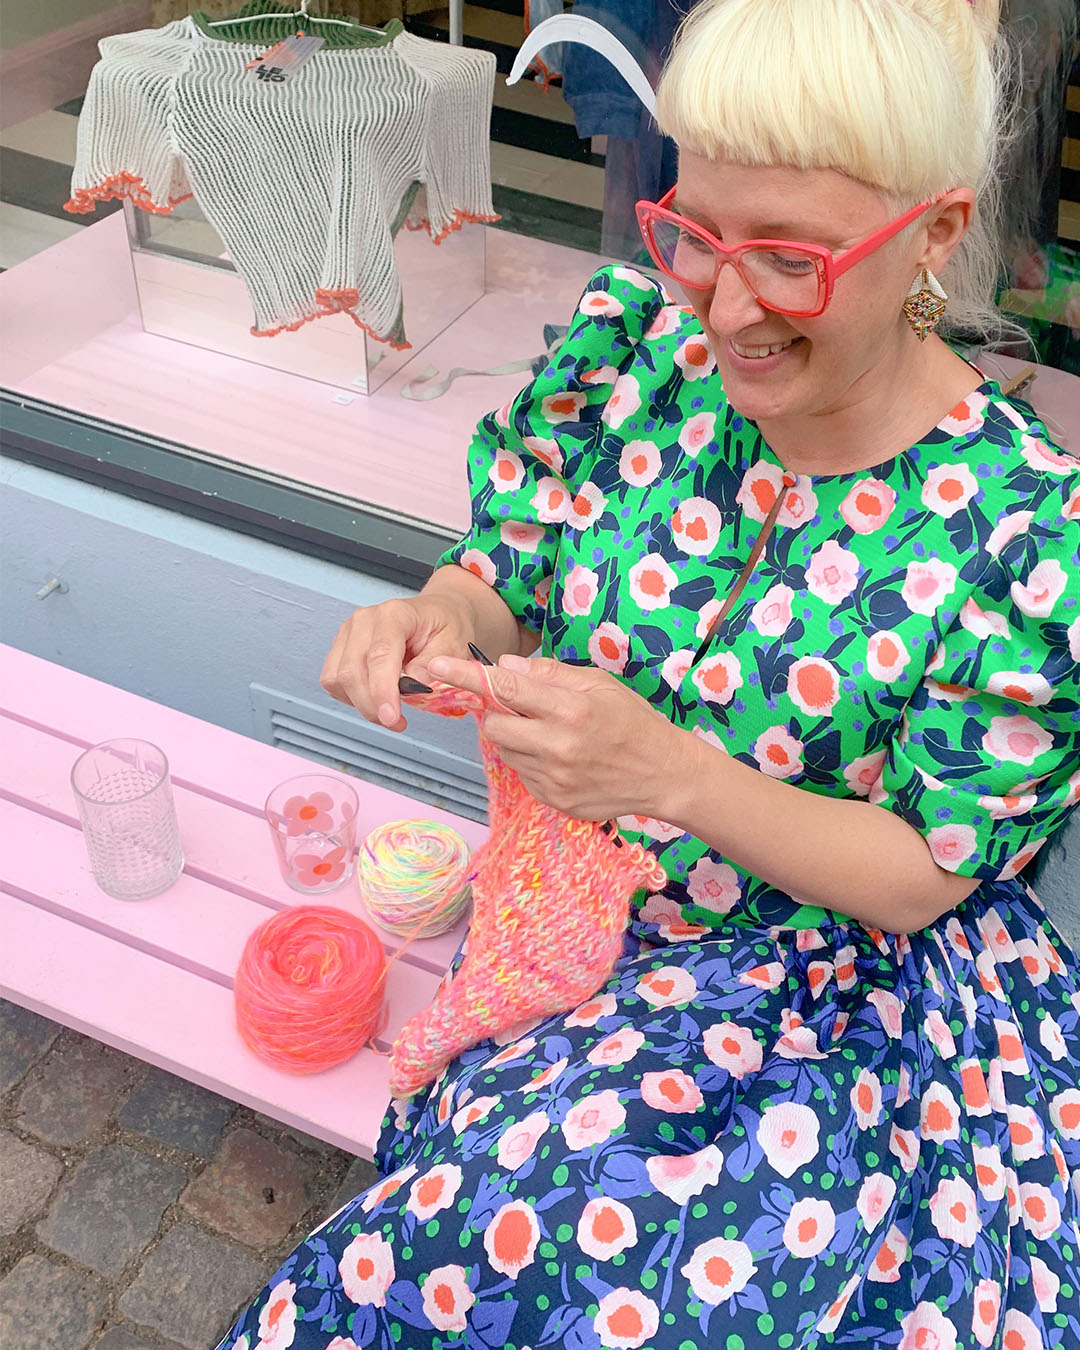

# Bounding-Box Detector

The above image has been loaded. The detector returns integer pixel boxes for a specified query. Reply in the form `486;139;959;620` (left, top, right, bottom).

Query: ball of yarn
358;819;472;938
235;905;387;1074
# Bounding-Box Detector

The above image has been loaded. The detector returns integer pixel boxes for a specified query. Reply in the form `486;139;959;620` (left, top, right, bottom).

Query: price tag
246;33;324;83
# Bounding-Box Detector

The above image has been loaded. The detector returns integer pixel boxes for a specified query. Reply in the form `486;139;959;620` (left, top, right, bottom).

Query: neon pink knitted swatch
387;679;668;1098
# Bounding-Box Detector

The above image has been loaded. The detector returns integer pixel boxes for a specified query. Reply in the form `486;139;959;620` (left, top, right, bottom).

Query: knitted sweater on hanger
65;3;498;347
387;679;668;1099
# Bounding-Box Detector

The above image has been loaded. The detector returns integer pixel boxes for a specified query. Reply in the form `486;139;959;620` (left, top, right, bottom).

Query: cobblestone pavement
0;998;379;1350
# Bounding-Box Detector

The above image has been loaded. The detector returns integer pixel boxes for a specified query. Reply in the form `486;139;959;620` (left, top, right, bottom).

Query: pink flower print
959;597;1010;639
778;478;818;526
1031;1256;1061;1313
593;1289;659;1350
691;651;743;706
774;1024;828;1061
645;1144;724;1203
581;364;620;388
637;966;698;1008
339;1234;395;1307
739;961;785;990
616;812;683;842
678;411;716;458
561;564;599;618
483;1036;537;1071
980;789;1037;820
843;749;886;797
671;495;722;556
815;1272;861;1332
752;725;805;779
1001;1311;1044;1350
1049;1088;1080;1140
359;1163;416;1213
586;1027;647;1067
565;993;617;1027
756;1102;820;1177
703;1021;763;1078
601;373;642;428
736;464;817;526
283;792;334;837
484;1200;540;1278
944;916;973;959
1064;485;1080;522
868;1224;910;1284
1015;937;1052;985
1071;619;1080;663
901;558;957;616
981;906;1019;962
1019;1182;1061;1240
924;1009;957;1058
856;1172;897;1233
522;434;563;475
787;657;840;717
489;447;525;492
618;439;661;486
921;462;979;518
420;1264;476;1331
530;476;570;524
406;1164;463;1220
806;539;860;603
889;1125;920;1174
673;335;716;379
500;521;545;554
681;1236;757;1305
540;390;587;422
565;481;608;531
517;1057;568;1094
867;630;910;682
686;857;741;914
782;1197;835;1258
984;509;1034;558
839;477;896;533
939;390;989;435
851;1068;883;1129
972;1142;1005;1201
562;1090;626;1150
994;1018;1030;1075
1010;558;1067;617
982;713;1053;766
750;583;794;637
660;648;695;691
921;1082;961;1143
256;1279;297;1350
293;843;347;888
899;1303;958;1350
996;838;1048;881
578;290;624;317
628;554;678;611
1007;1103;1044;1162
641;1069;704;1114
611;264;652;290
578;1197;638;1259
644;304;682;339
326;1339;361;1350
1020;433;1076;475
459;548;496;587
971;1279;1001;1347
1039;1014;1068;1062
450;1095;498;1135
929;1176;980;1247
588;621;629;672
868;988;904;1039
925;823;978;872
496;1110;551;1170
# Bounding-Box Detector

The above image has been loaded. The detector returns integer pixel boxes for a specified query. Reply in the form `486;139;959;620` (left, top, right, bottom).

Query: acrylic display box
123;198;487;395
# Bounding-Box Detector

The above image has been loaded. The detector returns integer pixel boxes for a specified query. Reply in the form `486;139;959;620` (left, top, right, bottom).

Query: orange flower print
640;1069;704;1113
889;1124;920;1173
420;1264;475;1332
483;1200;540;1277
756;1102;820;1177
406;1164;463;1221
867;630;910;681
646;1145;723;1203
898;1301;958;1350
782;1196;835;1257
593;1289;660;1349
628;553;678;610
1018;1182;1061;1240
752;725;805;778
577;1196;638;1259
920;462;979;518
578;289;624;317
971;1278;1002;1346
692;651;744;706
999;1310;1044;1350
815;1272;861;1332
1007;1103;1044;1162
587;621;629;672
787;657;840;716
636;965;699;1007
673;335;715;380
838;477;896;533
671;495;722;555
564;992;617;1027
488;447;525;492
338;1233;395;1307
517;1057;568;1093
256;1279;297;1350
1010;558;1067;617
540;389;586;422
972;1141;1005;1201
521;433;563;474
1039;1013;1068;1061
601;372;642;428
938;389;989;435
359;1163;417;1214
565;481;608;531
680;1236;757;1304
459;548;496;586
856;1171;897;1233
530;476;571;524
868;1223;910;1284
703;1021;763;1078
618;439;661;486
282;792;334;836
850;1067;883;1129
929;1176;980;1246
450;1095;499;1135
1049;1088;1080;1140
739;961;785;990
920;1081;961;1143
292;844;348;888
561;1089;626;1150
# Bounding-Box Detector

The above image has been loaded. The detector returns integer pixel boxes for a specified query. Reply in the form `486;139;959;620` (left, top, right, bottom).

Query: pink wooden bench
0;643;486;1159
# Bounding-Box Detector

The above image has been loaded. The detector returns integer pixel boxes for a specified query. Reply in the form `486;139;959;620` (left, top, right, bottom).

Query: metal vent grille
250;684;488;823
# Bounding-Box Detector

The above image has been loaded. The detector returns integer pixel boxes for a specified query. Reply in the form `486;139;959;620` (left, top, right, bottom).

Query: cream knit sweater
67;7;497;346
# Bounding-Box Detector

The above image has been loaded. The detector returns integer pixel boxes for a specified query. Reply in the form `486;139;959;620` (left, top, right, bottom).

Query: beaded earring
902;268;948;341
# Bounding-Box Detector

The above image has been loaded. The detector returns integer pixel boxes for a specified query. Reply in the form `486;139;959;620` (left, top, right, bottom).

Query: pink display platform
0;643;488;1157
0;214;604;533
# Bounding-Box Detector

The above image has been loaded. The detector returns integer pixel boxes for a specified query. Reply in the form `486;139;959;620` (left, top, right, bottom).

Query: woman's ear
919;188;976;274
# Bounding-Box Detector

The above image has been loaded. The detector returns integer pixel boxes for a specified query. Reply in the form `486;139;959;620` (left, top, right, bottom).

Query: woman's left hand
426;653;688;822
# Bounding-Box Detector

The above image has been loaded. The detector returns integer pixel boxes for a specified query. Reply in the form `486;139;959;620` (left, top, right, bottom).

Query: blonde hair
655;0;1009;341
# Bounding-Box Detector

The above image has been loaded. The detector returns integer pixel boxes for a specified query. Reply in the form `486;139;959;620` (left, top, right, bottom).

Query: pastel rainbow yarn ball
234;905;386;1073
358;819;472;938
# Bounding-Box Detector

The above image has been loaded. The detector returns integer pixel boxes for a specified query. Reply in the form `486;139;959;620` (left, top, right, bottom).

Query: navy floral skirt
217;880;1080;1350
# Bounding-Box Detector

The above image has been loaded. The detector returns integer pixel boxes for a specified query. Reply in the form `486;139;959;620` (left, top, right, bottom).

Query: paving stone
14;1031;136;1147
118;1223;267;1350
181;1127;316;1248
0;999;62;1094
327;1153;380;1220
117;1066;233;1157
95;1325;186;1350
37;1143;187;1278
273;1119;349;1157
0;1252;107;1350
0;1127;63;1234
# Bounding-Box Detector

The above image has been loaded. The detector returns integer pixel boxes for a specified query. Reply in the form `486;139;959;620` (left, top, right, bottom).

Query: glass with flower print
264;773;360;895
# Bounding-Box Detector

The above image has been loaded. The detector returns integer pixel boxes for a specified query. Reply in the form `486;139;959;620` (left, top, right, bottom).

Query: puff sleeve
432;265;666;633
878;472;1080;881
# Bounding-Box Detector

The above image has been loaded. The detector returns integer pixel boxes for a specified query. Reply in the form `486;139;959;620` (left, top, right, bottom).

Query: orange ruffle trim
64;172;192;216
252;288;412;348
403;207;501;246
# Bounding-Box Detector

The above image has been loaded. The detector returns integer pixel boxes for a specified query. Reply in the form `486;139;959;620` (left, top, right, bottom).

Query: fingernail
499;654;529;673
429;657;449;677
378;703;397;726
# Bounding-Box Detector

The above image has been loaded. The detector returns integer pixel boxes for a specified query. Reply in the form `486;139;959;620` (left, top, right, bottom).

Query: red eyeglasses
636;186;943;318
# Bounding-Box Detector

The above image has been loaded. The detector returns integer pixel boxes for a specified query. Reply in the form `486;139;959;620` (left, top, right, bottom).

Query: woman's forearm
657;730;979;934
422;566;541;661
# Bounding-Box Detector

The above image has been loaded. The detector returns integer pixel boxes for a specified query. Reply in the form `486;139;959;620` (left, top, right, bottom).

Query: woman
220;1;1080;1346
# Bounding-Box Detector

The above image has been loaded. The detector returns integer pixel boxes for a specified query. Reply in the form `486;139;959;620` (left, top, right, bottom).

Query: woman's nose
707;260;768;333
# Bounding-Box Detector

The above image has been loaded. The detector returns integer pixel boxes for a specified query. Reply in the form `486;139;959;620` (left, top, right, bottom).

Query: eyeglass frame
635;186;946;318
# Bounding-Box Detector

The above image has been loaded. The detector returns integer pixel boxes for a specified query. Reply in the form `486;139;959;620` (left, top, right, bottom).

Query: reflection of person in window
222;3;1080;1347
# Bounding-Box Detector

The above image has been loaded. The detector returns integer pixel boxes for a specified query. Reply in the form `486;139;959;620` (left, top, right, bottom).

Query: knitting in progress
387;678;668;1099
65;2;498;347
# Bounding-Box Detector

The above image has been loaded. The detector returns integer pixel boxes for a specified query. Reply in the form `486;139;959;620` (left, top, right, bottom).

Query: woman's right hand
320;595;475;733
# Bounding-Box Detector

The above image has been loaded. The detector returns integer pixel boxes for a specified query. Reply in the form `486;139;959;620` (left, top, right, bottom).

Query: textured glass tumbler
70;739;184;900
265;773;359;895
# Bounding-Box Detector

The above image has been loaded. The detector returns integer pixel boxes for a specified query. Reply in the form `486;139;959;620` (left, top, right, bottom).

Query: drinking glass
265;773;359;895
70;739;184;900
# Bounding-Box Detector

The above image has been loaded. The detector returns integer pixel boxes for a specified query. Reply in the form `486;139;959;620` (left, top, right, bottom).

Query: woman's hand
427;653;686;822
321;595;475;733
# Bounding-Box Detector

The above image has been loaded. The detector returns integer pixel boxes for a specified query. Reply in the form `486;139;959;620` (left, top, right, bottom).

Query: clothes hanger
207;0;376;33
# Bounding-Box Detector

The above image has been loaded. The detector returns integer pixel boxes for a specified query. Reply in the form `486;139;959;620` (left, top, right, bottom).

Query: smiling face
671;152;940;427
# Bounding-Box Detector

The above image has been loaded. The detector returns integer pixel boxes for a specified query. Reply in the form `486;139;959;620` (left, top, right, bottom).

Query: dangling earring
902;268;948;341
